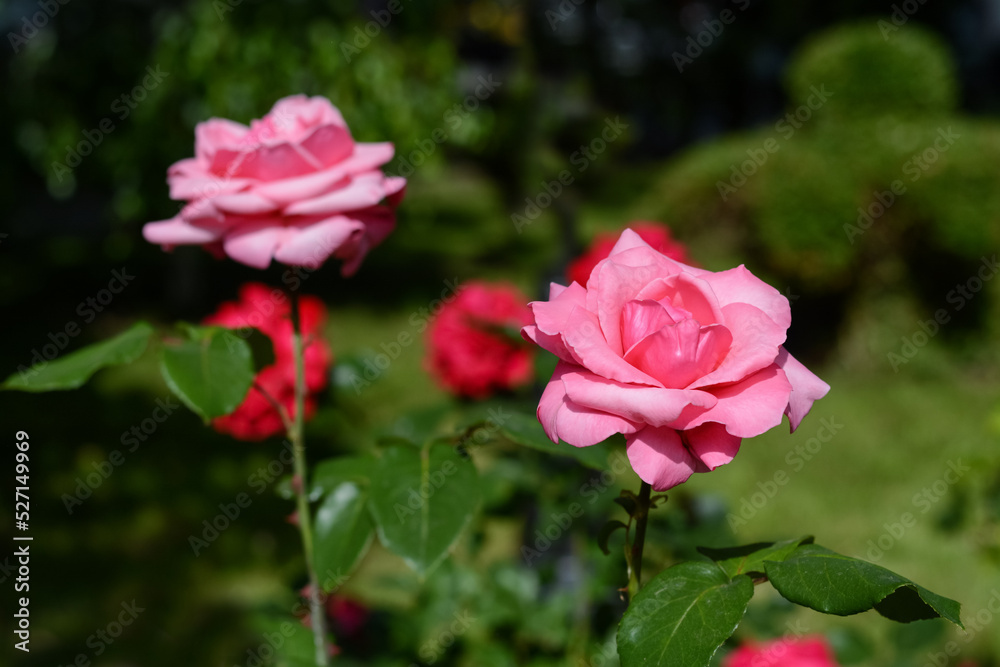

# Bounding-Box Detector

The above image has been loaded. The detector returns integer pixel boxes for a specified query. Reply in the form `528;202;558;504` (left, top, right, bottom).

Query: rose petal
775;347;830;431
638;272;726;328
523;282;589;363
683;422;743;470
195;118;251;164
690;302;786;389
607;227;654;256
620;299;680;352
143;218;221;245
284;173;388;216
590;252;687;355
252;169;351;206
538;362;639;446
299;123;354;167
626;426;704;491
701;264;792;330
561;368;716;427
222;222;292;269
562;306;663;386
272;216;365;269
671;365;792;437
212;192;280;215
624;321;732;389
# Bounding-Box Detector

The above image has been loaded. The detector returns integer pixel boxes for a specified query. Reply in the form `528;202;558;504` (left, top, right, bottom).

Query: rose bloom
723;636;840;667
204;283;333;441
567;222;694;287
522;229;829;490
144;95;405;274
426;281;534;399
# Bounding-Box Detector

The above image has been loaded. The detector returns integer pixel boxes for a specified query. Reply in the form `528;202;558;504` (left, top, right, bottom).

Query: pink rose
567;222;695;287
723;636;840;667
522;229;829;491
143;95;405;274
426;281;534;399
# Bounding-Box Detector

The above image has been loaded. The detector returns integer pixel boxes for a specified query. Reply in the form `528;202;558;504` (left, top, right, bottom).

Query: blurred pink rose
567;222;695;287
522;229;829;491
144;95;405;274
723;636;840;667
426;281;534;399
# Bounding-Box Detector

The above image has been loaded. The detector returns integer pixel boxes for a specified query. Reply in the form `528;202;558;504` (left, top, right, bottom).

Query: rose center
620;298;732;388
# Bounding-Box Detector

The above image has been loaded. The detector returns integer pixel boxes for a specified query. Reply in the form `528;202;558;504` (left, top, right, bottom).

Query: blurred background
4;0;1000;665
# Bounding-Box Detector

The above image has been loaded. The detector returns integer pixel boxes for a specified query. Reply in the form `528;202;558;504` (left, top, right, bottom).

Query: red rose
567;222;694;287
203;283;333;440
426;281;534;399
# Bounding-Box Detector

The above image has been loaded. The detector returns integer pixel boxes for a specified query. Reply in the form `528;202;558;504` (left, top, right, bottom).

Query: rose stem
627;481;653;600
289;290;330;665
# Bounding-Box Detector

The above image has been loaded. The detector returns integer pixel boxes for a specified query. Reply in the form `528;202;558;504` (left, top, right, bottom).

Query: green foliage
697;535;814;579
492;410;615;470
2;321;152;392
616;538;964;667
367;441;480;576
617;562;754;667
636;22;1000;303
785;21;957;123
159;324;255;420
764;543;963;626
312;481;375;589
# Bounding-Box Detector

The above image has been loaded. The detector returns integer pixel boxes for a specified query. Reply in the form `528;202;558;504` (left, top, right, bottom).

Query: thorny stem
626;481;653;601
289;291;330;665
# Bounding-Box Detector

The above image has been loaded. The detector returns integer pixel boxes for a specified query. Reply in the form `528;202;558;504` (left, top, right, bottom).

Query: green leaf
367;442;479;576
159;325;255;420
614;493;638;516
698;536;815;579
2;321;153;392
500;411;613;470
764;544;963;627
310;456;376;499
598;520;628;556
312;481;374;589
618;562;754;667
